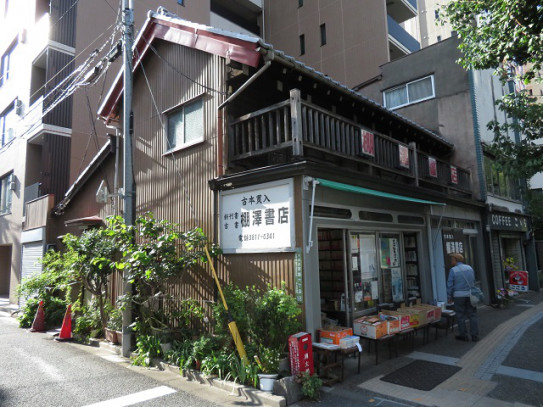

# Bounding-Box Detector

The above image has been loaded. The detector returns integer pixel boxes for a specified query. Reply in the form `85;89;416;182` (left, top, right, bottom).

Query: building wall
359;38;481;199
417;0;455;48
263;0;389;88
70;0;214;186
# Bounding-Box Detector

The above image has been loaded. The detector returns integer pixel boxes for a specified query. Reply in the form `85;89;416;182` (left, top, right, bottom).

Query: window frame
0;172;13;216
163;95;205;154
383;75;435;110
0;40;16;87
0;105;15;147
320;23;327;46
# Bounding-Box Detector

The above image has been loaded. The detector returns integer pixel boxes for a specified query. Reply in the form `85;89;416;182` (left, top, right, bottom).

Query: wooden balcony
229;89;472;198
24;194;54;231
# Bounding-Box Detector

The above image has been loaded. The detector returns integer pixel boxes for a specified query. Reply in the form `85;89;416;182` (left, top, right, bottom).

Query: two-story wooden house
94;9;485;335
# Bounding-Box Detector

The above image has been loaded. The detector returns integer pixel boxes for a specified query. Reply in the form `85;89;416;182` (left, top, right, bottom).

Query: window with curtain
383;75;435;109
165;98;204;152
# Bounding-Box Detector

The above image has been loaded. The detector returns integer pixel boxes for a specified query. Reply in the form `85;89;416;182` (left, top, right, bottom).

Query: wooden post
290;89;303;156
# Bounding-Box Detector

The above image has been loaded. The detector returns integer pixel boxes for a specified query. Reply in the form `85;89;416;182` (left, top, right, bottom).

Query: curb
92;339;287;407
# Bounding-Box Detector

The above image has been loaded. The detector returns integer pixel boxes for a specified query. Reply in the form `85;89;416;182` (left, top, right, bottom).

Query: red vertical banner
450;166;458;184
428;157;437;177
361;130;375;157
398;145;410;169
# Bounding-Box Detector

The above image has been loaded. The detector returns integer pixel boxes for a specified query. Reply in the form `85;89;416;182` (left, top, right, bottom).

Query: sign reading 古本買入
219;179;295;253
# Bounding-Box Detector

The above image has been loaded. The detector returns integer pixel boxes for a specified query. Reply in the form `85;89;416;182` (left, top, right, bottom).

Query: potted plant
255;347;280;393
106;308;122;344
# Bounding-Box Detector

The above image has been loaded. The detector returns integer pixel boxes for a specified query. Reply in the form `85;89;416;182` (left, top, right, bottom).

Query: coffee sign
488;213;528;232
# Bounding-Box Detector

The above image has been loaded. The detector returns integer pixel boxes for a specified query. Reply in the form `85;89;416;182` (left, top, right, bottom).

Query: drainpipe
469;69;496;302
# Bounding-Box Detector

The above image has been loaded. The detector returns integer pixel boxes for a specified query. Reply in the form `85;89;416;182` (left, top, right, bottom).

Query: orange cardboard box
320;327;353;345
399;307;422;327
353;316;387;339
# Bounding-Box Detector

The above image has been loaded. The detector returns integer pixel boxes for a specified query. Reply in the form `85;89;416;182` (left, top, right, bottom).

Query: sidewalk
319;290;543;407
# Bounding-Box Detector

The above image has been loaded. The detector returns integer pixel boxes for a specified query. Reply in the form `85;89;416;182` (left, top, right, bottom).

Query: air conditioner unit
9;174;17;191
14;98;23;116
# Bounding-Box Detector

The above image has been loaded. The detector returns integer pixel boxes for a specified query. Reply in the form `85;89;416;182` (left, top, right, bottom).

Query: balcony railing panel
387;15;420;53
24;194;54;231
229;94;472;197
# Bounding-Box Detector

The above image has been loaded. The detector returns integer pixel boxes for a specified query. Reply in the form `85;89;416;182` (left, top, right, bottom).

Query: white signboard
220;179;294;253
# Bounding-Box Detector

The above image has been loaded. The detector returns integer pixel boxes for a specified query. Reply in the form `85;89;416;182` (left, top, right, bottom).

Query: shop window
313;205;352;219
397;215;424;225
0;172;13;215
359;211;393;222
165;98;204;152
383;75;435;110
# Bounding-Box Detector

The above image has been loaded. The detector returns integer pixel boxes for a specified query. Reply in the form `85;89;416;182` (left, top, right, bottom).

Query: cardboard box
339;335;360;349
418;303;442;321
380;310;410;330
320;327;353;345
379;314;400;334
412;305;435;324
399;307;422;327
353;316;387;339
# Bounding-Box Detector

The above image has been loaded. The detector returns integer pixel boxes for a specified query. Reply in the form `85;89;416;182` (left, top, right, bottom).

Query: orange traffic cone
30;300;46;332
55;304;73;342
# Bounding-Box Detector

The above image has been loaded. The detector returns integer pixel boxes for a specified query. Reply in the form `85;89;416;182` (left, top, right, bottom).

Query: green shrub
18;297;67;329
132;334;163;367
296;372;322;400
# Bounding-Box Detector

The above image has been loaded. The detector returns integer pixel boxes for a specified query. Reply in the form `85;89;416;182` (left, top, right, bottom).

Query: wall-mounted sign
294;249;303;303
442;229;466;278
488;212;528;232
428;157;437;178
219;179;295;253
398;145;410;169
450;166;458;184
361;130;375;157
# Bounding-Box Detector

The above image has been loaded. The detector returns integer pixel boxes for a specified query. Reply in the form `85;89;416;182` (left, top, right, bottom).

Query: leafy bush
296;372;322;400
18;297;67;329
73;303;104;342
132;334;163;367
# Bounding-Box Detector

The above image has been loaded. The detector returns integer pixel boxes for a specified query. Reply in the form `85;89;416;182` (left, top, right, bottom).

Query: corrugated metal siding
41;134;71;204
44;50;74;127
131;41;226;304
50;0;77;47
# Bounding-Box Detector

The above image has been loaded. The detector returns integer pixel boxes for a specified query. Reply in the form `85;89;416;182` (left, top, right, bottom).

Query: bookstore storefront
303;178;444;332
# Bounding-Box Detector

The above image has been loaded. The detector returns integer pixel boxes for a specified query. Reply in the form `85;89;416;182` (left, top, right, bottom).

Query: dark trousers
454;296;479;338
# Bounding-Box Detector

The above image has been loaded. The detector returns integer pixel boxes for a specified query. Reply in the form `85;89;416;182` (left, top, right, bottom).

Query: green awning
316;178;446;206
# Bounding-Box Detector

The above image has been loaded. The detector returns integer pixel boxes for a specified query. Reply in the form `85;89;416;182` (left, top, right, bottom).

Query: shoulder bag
460;269;484;307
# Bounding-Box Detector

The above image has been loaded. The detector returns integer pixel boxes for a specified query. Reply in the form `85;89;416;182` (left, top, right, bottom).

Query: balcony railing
387;15;420;54
229;90;472;197
24;194;54;231
386;0;417;24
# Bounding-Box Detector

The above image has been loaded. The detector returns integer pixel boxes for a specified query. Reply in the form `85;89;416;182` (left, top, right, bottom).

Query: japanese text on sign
220;180;294;253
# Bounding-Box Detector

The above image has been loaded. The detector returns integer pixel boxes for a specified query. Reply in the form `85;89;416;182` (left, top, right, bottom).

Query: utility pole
121;0;134;358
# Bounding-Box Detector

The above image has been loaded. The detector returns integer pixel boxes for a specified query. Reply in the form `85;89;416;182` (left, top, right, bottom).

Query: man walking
447;253;479;342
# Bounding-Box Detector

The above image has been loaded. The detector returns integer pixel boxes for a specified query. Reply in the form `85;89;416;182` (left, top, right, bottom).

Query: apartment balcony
23;194;54;231
211;0;262;35
387;15;420;59
386;0;417;24
228;90;472;198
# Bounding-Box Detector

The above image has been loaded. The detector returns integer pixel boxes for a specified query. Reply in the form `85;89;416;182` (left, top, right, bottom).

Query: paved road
0;312;237;407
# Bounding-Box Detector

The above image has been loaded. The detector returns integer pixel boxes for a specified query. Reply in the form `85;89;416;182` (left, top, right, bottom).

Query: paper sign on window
398;145;409;169
361;130;375;157
450;166;458;184
428;157;438;178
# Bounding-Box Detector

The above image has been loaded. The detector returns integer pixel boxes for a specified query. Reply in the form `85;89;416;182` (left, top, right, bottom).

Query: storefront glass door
379;233;404;304
349;233;378;317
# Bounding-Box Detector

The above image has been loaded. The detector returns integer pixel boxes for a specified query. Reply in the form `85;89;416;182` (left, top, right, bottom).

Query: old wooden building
95;9;485;335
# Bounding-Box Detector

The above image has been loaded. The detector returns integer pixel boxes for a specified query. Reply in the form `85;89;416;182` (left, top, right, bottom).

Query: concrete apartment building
0;0;263;305
263;0;420;89
359;37;540;294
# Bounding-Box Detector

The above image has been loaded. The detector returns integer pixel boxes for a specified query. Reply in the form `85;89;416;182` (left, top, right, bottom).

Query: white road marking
13;348;64;381
82;386;177;407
